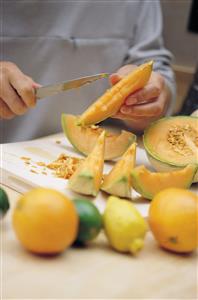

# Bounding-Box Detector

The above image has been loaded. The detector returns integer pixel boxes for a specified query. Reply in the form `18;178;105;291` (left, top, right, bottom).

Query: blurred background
161;0;198;114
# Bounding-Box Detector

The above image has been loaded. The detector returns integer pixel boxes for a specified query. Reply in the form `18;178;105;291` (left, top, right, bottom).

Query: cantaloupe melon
77;61;153;126
143;116;198;182
62;114;136;160
68;131;105;196
131;164;197;200
101;143;136;198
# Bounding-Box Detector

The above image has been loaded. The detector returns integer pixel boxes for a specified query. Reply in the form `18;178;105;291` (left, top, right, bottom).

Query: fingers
125;72;165;105
8;68;37;108
114;85;169;120
125;84;161;105
0;61;39;119
0;98;15;119
1;80;28;115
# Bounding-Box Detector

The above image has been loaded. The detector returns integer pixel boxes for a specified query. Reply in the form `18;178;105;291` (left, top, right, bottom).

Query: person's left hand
109;64;171;132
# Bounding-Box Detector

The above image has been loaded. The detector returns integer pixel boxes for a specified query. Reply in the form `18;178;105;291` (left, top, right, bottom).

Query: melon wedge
68;131;105;196
101;143;136;198
62;114;136;160
131;165;197;200
77;61;153;126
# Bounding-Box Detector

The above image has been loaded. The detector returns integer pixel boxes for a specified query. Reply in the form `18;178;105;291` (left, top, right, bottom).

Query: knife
35;73;109;100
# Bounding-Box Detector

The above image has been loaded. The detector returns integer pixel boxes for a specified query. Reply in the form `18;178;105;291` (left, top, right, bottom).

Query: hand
110;64;171;132
0;61;40;119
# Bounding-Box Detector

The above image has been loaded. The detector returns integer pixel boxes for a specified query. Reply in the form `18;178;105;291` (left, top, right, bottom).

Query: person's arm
0;62;39;119
111;0;176;133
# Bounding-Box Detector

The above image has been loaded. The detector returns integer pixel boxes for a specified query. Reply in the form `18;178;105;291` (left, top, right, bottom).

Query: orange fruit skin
12;188;79;254
148;188;198;253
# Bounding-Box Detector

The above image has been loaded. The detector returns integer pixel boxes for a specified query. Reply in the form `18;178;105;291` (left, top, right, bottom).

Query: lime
0;187;10;219
73;198;103;244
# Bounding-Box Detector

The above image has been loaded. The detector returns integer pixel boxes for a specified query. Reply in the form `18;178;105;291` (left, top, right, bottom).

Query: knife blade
35;73;109;99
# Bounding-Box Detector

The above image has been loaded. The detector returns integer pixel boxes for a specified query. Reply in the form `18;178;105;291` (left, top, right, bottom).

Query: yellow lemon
103;196;147;254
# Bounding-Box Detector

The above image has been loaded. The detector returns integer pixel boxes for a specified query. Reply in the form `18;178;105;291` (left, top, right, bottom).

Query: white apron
1;0;175;142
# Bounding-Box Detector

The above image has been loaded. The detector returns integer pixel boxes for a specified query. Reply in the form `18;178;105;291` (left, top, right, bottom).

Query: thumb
109;64;138;86
109;73;122;85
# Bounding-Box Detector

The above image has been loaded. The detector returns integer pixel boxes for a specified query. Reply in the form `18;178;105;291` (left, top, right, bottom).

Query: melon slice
77;61;153;126
131;164;197;200
62;114;136;160
68;131;105;196
143;116;198;182
101;143;136;198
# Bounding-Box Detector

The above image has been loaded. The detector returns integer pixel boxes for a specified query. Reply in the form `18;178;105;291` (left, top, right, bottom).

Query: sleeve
125;0;176;115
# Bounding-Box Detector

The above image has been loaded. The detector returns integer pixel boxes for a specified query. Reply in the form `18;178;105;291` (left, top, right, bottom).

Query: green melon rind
61;114;136;160
143;116;198;183
61;114;85;155
101;176;131;199
69;173;98;196
130;170;153;200
131;165;198;201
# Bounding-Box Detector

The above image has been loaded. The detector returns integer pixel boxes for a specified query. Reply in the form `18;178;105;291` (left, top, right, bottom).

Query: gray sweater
1;0;175;143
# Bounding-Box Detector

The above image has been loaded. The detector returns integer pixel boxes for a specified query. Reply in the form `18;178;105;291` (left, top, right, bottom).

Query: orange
12;188;79;254
148;188;198;253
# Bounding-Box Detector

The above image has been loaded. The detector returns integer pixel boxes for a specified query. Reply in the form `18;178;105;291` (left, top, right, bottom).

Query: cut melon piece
143;116;198;182
77;61;153;126
68;131;105;196
101;143;136;198
62;114;136;160
131;165;197;200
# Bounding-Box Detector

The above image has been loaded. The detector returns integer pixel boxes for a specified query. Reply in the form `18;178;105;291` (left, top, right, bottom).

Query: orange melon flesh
62;114;136;160
68;131;105;196
77;61;153;126
131;164;197;200
144;116;198;166
101;143;136;198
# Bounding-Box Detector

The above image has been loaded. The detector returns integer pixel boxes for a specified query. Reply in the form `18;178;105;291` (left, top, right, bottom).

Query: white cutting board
1;134;151;217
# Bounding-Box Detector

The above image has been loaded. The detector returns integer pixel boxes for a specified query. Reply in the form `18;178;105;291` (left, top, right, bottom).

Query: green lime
73;198;103;244
0;187;10;219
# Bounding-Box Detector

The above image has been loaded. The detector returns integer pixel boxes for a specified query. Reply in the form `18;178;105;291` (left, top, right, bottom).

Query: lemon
103;196;147;254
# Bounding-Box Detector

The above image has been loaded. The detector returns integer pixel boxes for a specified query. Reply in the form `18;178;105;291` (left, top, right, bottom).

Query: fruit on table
73;198;103;244
103;196;147;255
12;188;79;254
61;114;136;160
148;188;198;253
69;131;105;196
77;61;153;126
0;187;10;219
143;116;198;182
101;143;136;198
131;164;197;200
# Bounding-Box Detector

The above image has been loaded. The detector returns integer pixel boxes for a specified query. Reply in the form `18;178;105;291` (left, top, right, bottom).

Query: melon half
62;114;136;160
143;116;198;182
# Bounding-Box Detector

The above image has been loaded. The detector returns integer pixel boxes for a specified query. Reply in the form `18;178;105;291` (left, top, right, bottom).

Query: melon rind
62;114;136;160
131;165;197;200
143;116;198;183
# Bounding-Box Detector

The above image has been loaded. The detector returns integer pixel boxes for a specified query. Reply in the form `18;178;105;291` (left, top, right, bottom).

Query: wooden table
1;133;197;299
2;188;197;299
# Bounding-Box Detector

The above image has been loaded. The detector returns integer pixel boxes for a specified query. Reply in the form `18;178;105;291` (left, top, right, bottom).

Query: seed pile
47;154;83;179
21;153;83;179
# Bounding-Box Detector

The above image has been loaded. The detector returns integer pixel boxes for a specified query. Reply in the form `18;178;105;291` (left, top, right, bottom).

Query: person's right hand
0;61;40;119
